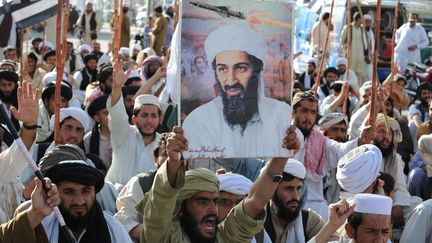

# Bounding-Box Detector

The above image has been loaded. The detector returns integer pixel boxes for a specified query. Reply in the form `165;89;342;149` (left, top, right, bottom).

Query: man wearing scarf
264;159;328;243
292;92;373;220
41;160;131;243
141;125;300;243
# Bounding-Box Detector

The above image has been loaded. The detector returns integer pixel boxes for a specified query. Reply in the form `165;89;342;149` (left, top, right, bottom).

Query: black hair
379;172;395;195
324;67;340;78
322;12;330;21
154;5;163;13
347;211;363;232
31;37;43;46
281;172;304;182
353;12;361;21
27;52;38;62
133;105;162;117
153;133;169;158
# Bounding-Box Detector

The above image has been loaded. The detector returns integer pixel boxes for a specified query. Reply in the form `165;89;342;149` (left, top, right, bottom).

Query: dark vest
69;53;76;73
79;68;97;91
81;12;97;31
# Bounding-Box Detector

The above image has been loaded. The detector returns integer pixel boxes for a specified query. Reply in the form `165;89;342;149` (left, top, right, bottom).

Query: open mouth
201;216;217;233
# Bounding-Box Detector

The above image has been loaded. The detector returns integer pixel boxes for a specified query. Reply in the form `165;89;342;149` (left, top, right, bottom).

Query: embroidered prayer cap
336;57;348;66
292;91;318;109
375;113;402;143
134;94;160;110
204;24;267;67
283;159;306;179
318;113;348;131
354;194;393;215
87;94;109;118
218;173;252;196
50;107;90;131
0;59;17;72
45;160;105;193
78;44;92;54
38;40;54;51
336;144;382;193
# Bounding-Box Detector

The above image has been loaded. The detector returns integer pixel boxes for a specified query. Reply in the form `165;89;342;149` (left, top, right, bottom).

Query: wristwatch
266;170;283;182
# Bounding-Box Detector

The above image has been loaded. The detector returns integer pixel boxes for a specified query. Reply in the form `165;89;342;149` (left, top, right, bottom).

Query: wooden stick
314;0;335;97
391;0;400;68
19;31;24;84
54;0;64;145
62;0;70;64
367;0;382;126
343;0;352;115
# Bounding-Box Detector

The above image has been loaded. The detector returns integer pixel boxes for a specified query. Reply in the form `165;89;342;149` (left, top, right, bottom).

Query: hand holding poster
181;0;294;159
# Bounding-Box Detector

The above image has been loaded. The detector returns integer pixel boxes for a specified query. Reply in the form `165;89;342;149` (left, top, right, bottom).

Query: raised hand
11;81;41;126
27;178;60;229
112;60;131;89
328;199;355;229
166;126;188;162
282;125;300;153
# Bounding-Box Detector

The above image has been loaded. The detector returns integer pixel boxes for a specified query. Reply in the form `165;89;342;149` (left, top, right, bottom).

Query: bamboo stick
314;0;335;97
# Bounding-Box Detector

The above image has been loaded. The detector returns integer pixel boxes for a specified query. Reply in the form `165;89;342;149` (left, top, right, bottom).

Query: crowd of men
0;3;432;243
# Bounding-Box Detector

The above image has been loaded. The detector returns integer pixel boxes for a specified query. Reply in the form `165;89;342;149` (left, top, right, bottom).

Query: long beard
298;126;313;138
271;193;301;224
0;89;17;104
374;139;394;158
216;75;259;135
180;206;218;243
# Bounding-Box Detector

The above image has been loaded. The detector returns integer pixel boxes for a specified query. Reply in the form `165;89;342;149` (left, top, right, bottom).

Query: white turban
42;71;69;86
284;159;306;179
364;14;372;21
132;44;142;51
143;47;156;56
308;57;318;67
354;194;392;215
318;113;347;131
50;107;90;132
337;57;348;66
97;55;111;68
218;173;252;196
38;41;54;50
119;47;130;56
134;94;160;110
360;80;372;93
337;145;382;193
78;44;92;54
204;24;267;67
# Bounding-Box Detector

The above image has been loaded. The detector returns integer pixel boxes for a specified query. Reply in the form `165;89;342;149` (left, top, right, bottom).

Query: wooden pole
391;0;400;68
113;0;123;62
19;31;24;84
367;0;382;126
314;0;335;97
343;0;352;115
54;0;64;145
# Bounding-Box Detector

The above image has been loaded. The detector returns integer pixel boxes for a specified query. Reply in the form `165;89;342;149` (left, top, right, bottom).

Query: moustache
201;213;218;223
224;83;244;95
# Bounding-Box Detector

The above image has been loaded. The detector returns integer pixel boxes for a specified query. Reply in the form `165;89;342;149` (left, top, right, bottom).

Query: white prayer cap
204;24;267;66
318;113;347;131
134;94;160;110
127;69;140;79
354;194;393;215
218;173;253;196
143;47;156;56
97;55;111;68
42;71;69;86
360;81;372;93
119;47;130;56
337;144;382;193
78;44;92;54
39;40;54;51
307;57;318;67
50;107;90;131
336;57;348;66
364;14;372;21
284;159;306;179
132;44;142;51
418;134;432;156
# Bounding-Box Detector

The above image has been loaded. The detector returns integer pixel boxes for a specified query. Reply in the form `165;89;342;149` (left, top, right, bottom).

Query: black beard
216;75;259;135
366;26;371;31
420;98;429;108
271;193;301;224
298;126;312;138
59;204;91;232
0;89;17;104
374;139;394;158
180;205;218;243
147;69;157;79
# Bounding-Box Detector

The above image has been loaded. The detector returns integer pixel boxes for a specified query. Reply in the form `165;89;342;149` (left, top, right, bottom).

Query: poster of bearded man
181;0;294;159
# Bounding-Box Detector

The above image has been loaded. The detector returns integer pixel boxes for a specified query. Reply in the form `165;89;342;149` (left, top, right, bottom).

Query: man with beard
121;86;140;124
298;58;317;90
65;41;84;74
75;2;102;45
141;125;300;243
362;15;374;82
0;69;19;136
292;91;373;220
106;61;161;187
182;24;292;158
264;159;328;243
84;63;113;107
320;81;359;118
73;53;98;105
316;67;340;104
336;58;359;97
409;82;432;128
42;160;131;242
139;55;165;96
372;113;411;227
319;113;348;204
